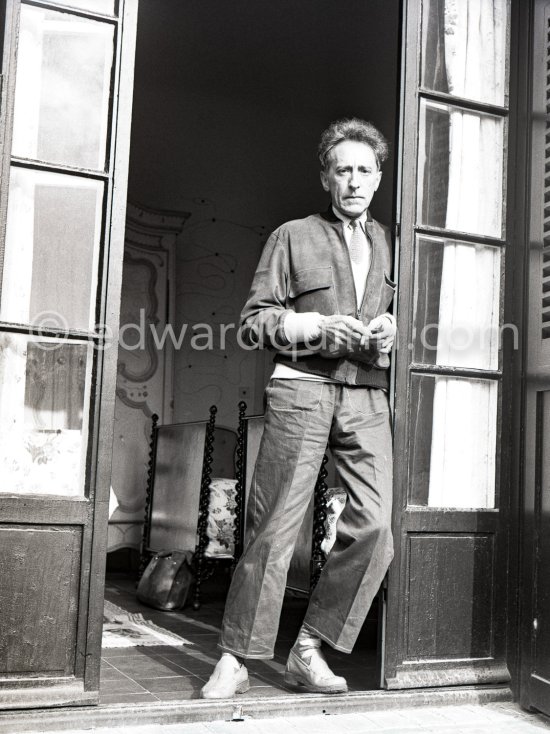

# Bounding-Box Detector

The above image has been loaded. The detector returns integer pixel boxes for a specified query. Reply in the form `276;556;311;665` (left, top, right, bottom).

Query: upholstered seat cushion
321;487;347;555
204;477;238;559
203;480;346;560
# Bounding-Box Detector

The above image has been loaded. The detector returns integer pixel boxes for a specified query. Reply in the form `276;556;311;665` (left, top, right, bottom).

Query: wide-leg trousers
218;378;394;658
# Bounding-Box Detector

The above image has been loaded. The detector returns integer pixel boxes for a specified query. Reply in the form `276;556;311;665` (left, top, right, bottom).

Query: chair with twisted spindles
140;406;244;609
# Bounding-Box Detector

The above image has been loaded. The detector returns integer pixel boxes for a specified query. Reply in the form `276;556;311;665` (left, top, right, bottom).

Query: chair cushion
321;488;347;555
204;477;238;559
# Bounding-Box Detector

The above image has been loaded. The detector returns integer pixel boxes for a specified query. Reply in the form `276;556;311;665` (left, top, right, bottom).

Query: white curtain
428;0;505;508
0;335;86;496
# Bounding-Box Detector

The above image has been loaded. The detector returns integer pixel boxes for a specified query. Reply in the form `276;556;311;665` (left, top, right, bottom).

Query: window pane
417;100;504;238
0;333;92;496
48;0;116;14
413;236;501;369
12;5;114;170
421;0;507;106
409;374;497;508
0;167;103;331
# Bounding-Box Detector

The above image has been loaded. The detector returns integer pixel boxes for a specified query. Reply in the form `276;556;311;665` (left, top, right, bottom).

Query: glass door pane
413;236;501;369
12;5;114;170
418;99;504;237
1;168;103;330
421;0;507;105
409;374;498;508
0;333;92;496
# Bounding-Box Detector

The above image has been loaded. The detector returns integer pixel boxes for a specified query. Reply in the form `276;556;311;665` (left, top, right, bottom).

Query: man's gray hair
318;118;389;171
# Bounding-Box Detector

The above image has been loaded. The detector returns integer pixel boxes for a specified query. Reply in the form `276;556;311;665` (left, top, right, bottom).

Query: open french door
384;0;514;689
0;0;137;709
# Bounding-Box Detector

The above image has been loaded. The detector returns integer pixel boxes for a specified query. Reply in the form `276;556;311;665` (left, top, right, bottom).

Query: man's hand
316;313;397;364
317;315;370;358
364;314;396;354
349;314;397;366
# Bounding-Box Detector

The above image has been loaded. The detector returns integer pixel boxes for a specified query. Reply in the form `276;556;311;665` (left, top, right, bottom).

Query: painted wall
127;0;400;427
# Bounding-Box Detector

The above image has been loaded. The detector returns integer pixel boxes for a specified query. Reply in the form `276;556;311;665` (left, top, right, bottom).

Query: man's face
320;140;382;219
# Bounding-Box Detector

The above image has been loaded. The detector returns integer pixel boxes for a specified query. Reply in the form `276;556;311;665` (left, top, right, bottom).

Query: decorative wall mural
173;212;270;428
117;252;160;389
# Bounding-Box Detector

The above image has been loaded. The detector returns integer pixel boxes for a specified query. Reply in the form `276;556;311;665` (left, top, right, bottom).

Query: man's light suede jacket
239;208;396;388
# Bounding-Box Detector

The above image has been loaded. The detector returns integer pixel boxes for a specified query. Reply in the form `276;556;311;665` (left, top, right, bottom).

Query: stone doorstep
0;685;513;734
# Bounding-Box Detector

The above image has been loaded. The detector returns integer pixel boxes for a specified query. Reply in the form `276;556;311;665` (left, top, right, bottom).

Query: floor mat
103;599;192;648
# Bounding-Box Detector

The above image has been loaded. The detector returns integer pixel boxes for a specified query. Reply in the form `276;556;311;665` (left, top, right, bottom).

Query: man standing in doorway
202;118;397;698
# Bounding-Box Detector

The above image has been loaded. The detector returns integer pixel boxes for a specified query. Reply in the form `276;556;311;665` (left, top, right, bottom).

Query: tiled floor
101;572;379;705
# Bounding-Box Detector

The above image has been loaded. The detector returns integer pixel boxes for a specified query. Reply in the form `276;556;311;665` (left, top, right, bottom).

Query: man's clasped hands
317;314;396;362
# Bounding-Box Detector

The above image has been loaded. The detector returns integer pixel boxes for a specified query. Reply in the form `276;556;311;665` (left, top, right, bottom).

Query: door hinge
393;222;401;238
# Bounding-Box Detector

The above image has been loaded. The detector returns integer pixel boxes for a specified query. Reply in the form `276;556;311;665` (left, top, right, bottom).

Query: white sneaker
284;645;347;694
200;653;250;699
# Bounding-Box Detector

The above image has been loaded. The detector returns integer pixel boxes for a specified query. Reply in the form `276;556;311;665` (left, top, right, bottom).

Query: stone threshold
0;685;513;733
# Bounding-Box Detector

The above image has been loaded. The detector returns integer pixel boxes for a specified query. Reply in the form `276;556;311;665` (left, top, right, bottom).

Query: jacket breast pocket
289;266;336;314
380;271;397;313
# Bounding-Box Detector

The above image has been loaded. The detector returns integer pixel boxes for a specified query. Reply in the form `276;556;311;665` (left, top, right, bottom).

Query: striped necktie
349;219;365;264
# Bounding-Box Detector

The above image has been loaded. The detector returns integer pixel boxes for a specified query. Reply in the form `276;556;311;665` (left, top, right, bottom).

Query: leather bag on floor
137;550;194;610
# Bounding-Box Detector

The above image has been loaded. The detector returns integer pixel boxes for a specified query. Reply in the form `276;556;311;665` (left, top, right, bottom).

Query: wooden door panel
387;524;508;689
0;526;81;677
406;534;494;660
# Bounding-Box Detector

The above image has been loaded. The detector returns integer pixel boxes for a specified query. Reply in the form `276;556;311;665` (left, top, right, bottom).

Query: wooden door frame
504;0;531;705
84;0;139;698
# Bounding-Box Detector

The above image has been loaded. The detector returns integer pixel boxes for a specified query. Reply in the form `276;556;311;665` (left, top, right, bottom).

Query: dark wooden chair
140;406;244;609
